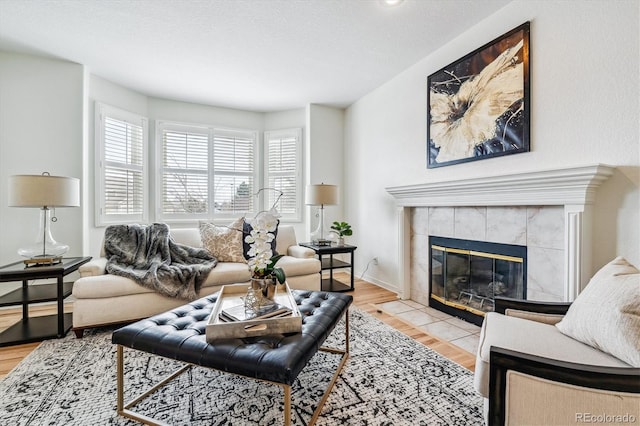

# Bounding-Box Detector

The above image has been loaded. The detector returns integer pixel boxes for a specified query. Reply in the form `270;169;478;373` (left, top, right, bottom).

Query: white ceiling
0;0;511;112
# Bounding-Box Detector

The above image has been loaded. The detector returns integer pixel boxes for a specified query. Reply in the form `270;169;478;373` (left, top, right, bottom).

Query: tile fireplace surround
386;164;614;305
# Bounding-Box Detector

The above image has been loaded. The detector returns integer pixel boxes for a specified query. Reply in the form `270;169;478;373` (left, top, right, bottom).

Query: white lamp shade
305;184;338;206
8;174;80;207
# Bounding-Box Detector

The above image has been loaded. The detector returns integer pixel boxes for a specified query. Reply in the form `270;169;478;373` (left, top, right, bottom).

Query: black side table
0;256;91;347
299;243;357;292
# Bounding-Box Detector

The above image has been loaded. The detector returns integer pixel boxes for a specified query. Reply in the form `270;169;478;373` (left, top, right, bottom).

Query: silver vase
250;277;278;306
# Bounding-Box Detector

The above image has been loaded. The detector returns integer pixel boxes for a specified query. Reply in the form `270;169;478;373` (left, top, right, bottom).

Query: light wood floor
0;276;475;380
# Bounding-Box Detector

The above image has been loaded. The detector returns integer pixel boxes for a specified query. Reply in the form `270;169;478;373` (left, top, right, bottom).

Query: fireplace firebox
429;236;526;326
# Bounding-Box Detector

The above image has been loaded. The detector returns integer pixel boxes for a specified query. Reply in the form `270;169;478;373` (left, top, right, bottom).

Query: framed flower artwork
427;22;530;168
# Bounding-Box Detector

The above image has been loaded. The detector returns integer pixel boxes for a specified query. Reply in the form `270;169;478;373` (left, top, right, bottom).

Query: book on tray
219;303;292;322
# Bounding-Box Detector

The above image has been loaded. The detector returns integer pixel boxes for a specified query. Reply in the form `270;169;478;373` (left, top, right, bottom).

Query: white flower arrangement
244;190;286;284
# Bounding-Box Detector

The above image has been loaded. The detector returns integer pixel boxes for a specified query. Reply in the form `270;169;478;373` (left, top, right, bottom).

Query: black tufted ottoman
112;289;352;425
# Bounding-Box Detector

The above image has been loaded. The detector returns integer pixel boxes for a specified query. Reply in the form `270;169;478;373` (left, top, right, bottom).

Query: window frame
94;102;149;226
155;120;260;224
95;107;303;227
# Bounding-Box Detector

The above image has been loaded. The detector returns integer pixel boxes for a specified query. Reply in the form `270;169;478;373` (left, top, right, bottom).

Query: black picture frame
427;22;530;168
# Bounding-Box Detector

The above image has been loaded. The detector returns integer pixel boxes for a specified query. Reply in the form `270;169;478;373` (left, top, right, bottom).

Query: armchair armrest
495;296;572;315
489;347;640;426
78;257;108;277
494;297;572;325
287;245;316;259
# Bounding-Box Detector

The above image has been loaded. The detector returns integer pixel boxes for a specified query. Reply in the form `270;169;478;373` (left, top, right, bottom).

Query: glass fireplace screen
430;237;526;319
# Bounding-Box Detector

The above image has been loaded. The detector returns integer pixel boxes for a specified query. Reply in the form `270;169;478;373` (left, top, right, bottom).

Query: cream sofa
72;225;320;337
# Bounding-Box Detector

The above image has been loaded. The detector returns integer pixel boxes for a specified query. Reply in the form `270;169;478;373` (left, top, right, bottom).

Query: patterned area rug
0;308;483;425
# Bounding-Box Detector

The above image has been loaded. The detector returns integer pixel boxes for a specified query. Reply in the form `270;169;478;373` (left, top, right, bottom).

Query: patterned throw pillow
555;257;640;367
199;217;246;263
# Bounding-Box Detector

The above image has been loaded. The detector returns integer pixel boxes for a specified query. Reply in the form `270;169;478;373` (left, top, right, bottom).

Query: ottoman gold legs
116;345;191;426
116;309;350;426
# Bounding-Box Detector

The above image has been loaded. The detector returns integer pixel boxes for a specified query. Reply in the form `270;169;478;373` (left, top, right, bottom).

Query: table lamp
8;172;80;263
305;183;338;246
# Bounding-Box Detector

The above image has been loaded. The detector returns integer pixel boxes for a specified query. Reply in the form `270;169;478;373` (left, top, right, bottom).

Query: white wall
264;108;305;130
306;104;345;241
0;52;85;265
345;0;640;292
148;97;264;130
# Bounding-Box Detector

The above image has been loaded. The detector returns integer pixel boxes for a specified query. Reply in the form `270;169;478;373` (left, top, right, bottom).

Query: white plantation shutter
213;129;256;217
159;125;209;219
96;103;148;225
264;128;302;221
156;124;257;221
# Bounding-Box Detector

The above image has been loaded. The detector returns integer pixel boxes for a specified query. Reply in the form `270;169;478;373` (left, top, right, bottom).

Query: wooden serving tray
206;283;302;341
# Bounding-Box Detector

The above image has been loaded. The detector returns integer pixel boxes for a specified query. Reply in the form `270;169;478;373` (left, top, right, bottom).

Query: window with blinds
161;127;209;217
95;103;148;226
156;123;257;221
213;130;256;216
96;105;303;225
264;128;302;221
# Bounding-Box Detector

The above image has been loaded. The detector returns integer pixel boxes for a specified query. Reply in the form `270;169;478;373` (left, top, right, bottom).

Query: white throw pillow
556;257;640;367
199;217;247;263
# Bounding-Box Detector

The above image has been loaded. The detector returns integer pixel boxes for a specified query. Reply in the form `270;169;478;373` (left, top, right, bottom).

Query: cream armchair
475;297;640;426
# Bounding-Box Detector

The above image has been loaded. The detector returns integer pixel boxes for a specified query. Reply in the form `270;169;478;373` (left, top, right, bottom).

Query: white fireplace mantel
386;164;615;301
386;164;614;207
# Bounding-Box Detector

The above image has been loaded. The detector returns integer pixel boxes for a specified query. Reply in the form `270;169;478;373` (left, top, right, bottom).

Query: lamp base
18;244;69;259
17;207;70;259
310;205;335;245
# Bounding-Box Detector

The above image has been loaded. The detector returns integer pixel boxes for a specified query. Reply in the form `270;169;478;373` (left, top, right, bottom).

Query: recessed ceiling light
382;0;404;6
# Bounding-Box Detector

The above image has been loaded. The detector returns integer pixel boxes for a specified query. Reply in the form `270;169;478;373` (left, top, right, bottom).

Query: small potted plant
330;221;352;246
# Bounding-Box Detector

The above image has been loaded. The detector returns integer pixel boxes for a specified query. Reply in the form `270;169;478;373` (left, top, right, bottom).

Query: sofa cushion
474;311;630;398
199;217;246;263
74;263;251;299
555;257;640;367
73;274;157;298
168;228;202;248
201;262;251;286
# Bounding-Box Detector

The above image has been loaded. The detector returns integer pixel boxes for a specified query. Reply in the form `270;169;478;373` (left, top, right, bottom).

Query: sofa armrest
78;257;108;277
489;347;640;426
287;245;317;259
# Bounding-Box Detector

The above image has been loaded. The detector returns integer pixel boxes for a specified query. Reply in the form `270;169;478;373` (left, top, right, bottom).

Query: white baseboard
359;274;401;297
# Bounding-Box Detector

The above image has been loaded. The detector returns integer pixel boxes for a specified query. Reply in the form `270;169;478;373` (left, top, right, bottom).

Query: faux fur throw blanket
104;223;217;300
